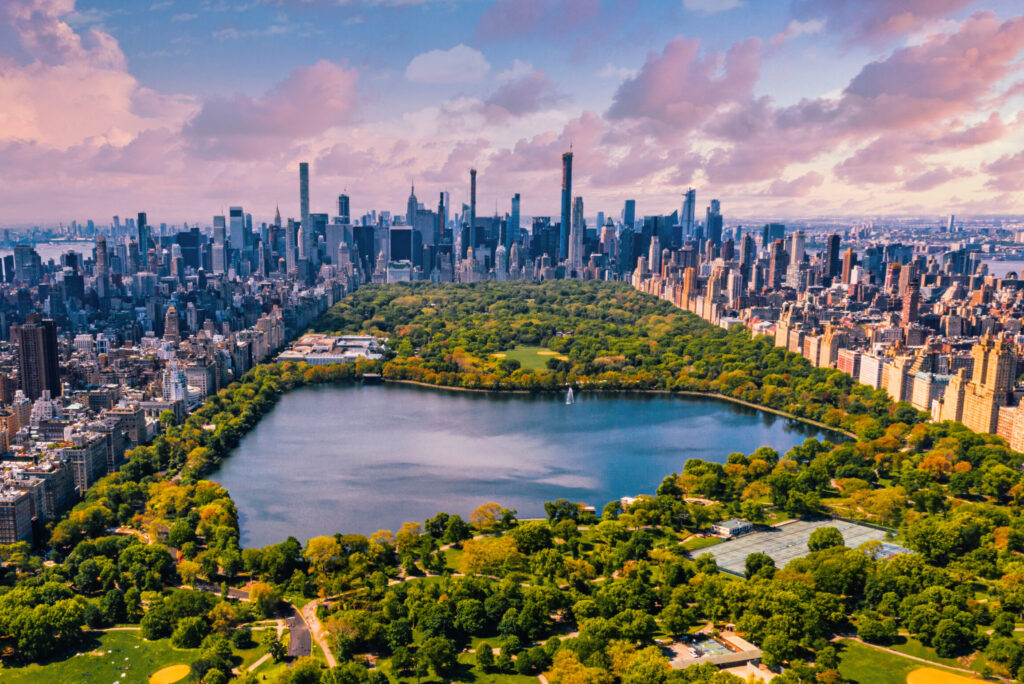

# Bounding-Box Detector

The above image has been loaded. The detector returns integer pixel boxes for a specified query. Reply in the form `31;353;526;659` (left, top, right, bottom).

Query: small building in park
712;518;754;538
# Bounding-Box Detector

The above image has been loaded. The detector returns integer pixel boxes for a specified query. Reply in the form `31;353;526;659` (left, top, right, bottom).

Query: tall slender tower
569;196;584;275
299;162;310;260
469;168;477;242
560;150;573;260
509;193;520;250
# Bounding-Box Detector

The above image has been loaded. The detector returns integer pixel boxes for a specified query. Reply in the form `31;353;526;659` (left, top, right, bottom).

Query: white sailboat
566;387;575;405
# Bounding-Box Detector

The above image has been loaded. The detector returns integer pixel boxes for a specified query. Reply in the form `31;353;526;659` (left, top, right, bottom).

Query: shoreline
380;377;856;440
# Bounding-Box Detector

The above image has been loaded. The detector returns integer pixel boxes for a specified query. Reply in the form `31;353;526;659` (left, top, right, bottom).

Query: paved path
301;599;337;668
282;603;311;659
248;653;272;672
90;626;141;632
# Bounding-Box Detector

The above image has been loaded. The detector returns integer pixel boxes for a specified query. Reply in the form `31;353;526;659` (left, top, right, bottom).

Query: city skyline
2;0;1024;226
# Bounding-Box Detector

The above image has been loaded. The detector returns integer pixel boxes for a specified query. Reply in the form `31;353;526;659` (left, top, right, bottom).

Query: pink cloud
793;0;975;43
3;0;125;69
764;172;825;197
842;12;1024;130
183;60;359;160
483;71;565;119
902;166;970;192
607;37;761;135
983;151;1024;192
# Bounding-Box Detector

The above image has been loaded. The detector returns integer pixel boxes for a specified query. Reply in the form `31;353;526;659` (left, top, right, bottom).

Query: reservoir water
216;384;843;547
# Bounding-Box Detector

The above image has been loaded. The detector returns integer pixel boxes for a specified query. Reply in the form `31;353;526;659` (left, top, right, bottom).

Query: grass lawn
681;536;724;551
888;637;983;674
493;346;568;370
0;630;199;684
282;593;314;610
837;639;978;684
444;546;465;571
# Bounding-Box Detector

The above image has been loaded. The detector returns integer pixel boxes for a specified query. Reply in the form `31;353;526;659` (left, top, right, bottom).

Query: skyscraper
299;162;310;260
623;199;636;229
681;189;695;238
841;247;855;284
705;199;722;248
469;168;477;238
285;219;298;274
137;212;151;253
18;314;60;400
95;235;108;277
406;186;418;228
212;215;227;274
163;305;180;344
229;206;245;257
509;193;520;250
338;194;350;223
769;239;788;289
560;150;573;260
825;234;841;281
569;196;584;276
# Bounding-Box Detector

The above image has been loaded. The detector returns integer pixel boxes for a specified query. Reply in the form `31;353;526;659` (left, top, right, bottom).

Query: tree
443;514;472;544
232;626;254;649
857;613;897;645
264;631;286;662
660;604;690;636
461;536;523;575
511;521;553;554
171;615;208;648
933;619;971;658
544;498;581;523
808;526;844;552
744;552;776;580
425;512;450;538
248;581;277;618
140;606;173;640
476;642;495;671
101;589;126;625
418;636;457;677
304;536;341;575
177;559;201;586
391;645;413;675
470;503;504;530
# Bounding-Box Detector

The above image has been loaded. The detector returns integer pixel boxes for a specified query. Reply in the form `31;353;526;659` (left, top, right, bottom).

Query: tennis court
699;518;889;575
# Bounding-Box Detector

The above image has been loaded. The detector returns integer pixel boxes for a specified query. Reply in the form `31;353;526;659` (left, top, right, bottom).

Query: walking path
301;599;337;668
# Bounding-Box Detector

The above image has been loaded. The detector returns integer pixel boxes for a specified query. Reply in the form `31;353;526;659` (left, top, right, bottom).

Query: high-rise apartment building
299;162;311;260
569;196;584;276
18;314;60;400
560;151;573;260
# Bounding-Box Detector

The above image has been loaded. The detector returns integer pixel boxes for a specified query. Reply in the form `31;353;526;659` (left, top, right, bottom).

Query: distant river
0;240;94;263
216;384;843;547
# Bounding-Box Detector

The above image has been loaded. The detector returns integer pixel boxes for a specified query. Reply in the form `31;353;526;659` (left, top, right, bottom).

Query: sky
1;0;1023;227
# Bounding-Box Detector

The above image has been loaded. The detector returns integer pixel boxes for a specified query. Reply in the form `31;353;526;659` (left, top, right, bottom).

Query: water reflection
216;384;842;547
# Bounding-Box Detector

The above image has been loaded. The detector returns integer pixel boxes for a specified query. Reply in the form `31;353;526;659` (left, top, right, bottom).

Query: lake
216;384;844;547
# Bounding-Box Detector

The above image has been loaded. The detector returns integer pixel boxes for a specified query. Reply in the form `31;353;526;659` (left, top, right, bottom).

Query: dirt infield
149;664;191;684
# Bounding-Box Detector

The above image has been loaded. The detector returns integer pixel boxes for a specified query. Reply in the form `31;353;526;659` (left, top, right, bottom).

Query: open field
837;640;979;684
701;518;888;575
494;345;569;370
0;630;198;684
